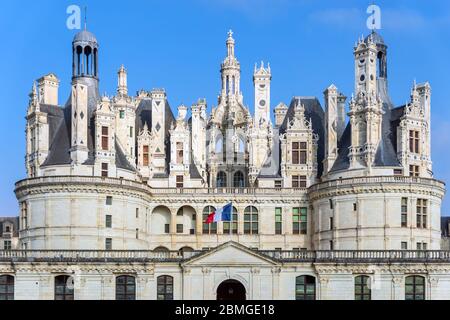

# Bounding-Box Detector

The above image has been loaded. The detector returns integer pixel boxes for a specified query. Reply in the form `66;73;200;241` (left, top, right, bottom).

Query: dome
73;30;97;44
364;30;385;46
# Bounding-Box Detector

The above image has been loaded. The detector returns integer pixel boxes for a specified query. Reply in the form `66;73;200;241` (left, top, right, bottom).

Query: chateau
0;27;448;300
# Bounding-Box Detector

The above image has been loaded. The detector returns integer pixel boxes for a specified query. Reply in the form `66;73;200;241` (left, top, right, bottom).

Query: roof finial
84;6;87;31
228;29;233;39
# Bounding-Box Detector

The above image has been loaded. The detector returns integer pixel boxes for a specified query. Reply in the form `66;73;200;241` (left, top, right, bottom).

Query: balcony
1;249;450;263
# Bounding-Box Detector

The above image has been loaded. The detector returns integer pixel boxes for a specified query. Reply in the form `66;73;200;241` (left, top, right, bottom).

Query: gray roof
0;217;19;237
442;217;450;237
135;97;175;176
41;77;135;172
259;97;325;179
364;30;385;46
73;30;98;44
330;78;402;173
281;97;325;177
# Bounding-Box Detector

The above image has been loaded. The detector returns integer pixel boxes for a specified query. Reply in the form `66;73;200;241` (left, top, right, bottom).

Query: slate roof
330;78;402;173
259;96;325;178
0;217;19;237
441;217;450;237
41;77;135;172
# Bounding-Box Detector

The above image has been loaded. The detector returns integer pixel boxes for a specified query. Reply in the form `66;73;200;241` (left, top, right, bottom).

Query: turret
253;61;271;126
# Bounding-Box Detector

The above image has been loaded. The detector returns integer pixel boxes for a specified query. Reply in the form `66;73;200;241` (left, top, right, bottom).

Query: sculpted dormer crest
288;103;311;131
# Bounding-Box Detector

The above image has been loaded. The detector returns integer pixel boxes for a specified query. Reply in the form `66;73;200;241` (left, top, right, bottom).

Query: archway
217;279;246;300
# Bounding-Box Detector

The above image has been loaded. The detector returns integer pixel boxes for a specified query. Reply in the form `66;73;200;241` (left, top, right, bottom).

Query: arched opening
233;171;244;188
217;171;227;188
54;275;74;300
153;246;170;252
116;275;136;300
93;48;98;77
151;206;171;235
84;46;92;76
0;275;14;300
176;206;197;234
76;46;83;76
217;279;246;300
179;246;194;255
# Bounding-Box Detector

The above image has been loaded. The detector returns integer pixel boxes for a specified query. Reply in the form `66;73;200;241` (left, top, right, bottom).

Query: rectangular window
136;208;139;219
136;228;139;239
329;240;334;250
101;126;108;150
409;165;420;177
416;199;428;229
292;175;307;188
176;175;184;188
3;241;11;251
176;224;183;234
401;198;408;227
416;242;422;250
299;142;307;164
401;241;408;250
329;199;334;210
106;196;113;205
223;211;238;235
292;142;300;164
394;169;403;176
300;207;307;234
293;207;307;235
409;130;420;154
119;110;125;119
129;126;133;138
143;145;149;166
329;217;334;230
105;215;112;228
164;224;170;234
275;207;282;235
21;201;28;229
353;203;357;211
105;238;112;250
101;163;108;177
274;180;282;188
176;142;184;164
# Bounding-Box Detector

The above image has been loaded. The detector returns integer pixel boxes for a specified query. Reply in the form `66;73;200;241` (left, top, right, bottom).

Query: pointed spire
84;6;87;31
226;29;235;57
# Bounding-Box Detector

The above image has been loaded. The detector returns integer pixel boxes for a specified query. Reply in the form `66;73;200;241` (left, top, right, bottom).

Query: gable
182;242;279;267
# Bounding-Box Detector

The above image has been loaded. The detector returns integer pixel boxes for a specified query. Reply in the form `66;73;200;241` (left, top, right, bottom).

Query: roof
442;217;450;237
281;97;325;177
73;30;98;44
0;217;19;237
364;30;385;46
330;78;401;173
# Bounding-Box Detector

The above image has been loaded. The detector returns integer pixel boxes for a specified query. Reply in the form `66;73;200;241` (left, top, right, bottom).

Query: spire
84;6;87;31
28;82;39;111
226;29;235;57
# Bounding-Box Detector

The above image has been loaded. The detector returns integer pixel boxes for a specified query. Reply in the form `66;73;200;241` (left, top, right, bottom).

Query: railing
309;175;446;192
259;250;450;263
14;176;307;195
2;249;450;263
0;250;201;263
15;175;445;196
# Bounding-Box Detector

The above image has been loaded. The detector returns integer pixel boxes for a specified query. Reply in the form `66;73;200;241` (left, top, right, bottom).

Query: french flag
205;203;232;224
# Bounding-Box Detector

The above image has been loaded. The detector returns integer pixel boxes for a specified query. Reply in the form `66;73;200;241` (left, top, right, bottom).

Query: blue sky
0;0;449;216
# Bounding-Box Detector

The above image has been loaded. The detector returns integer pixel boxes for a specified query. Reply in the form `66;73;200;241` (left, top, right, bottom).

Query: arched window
179;247;194;255
55;275;74;300
0;275;14;300
154;246;170;253
116;275;136;300
157;275;174;300
355;275;371;300
238;137;245;153
295;275;316;300
217;172;227;188
405;276;425;300
76;46;83;76
202;206;217;234
233;171;244;188
223;207;238;235
215;137;223;153
244;206;258;235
